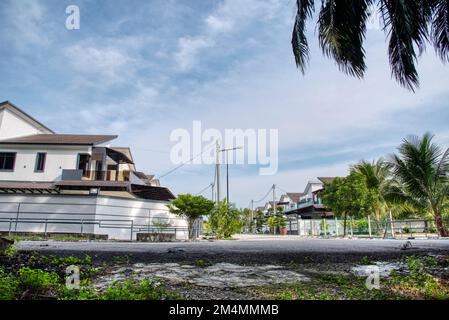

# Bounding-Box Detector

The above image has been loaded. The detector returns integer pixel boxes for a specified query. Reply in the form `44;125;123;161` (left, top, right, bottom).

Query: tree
292;0;448;92
208;200;244;239
167;194;215;240
254;209;266;233
322;172;377;235
267;214;287;234
351;158;393;223
388;133;449;237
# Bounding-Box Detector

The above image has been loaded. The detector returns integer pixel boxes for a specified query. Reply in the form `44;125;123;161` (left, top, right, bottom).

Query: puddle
94;263;309;289
351;261;404;277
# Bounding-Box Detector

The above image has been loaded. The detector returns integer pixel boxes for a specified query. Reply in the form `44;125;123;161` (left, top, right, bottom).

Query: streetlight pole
219;146;242;207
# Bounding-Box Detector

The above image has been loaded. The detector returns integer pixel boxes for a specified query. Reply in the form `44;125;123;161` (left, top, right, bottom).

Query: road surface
16;235;449;264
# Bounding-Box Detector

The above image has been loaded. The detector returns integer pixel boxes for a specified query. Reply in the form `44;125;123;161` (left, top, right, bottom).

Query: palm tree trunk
433;210;449;237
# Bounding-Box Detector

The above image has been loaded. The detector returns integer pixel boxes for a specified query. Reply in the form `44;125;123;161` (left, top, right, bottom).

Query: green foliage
388;133;449;237
254;210;267;232
208;201;243;239
3;244;17;259
100;278;182;300
322;172;377;234
267;214;287;229
0;268;19;300
18;267;60;292
168;194;215;239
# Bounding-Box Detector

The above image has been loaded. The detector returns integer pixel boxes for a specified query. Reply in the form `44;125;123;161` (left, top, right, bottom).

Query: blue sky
1;0;448;207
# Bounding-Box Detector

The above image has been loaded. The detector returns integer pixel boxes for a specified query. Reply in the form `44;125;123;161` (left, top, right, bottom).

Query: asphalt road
16;236;449;264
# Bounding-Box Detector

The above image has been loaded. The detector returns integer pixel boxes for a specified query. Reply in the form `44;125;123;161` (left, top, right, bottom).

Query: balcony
61;169;130;182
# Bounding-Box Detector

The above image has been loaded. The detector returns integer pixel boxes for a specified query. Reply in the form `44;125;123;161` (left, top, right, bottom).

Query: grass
258;255;449;300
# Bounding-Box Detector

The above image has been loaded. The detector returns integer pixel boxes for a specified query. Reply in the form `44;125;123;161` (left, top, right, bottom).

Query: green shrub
3;244;17;259
100;278;182;300
18;267;60;292
0;268;19;300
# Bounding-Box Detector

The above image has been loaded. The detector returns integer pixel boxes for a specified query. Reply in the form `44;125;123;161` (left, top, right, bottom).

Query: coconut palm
388;133;449;237
350;158;392;222
292;0;449;92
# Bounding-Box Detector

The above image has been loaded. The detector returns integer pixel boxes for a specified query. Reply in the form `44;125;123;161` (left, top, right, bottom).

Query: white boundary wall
0;194;188;240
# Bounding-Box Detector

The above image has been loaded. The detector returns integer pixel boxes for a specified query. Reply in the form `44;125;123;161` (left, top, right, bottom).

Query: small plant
359;256;372;265
0;268;19;300
195;259;206;268
3;244;17;259
100;278;182;300
18;267;60;293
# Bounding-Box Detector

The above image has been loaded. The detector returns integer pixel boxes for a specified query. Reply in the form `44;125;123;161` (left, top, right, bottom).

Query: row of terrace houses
0;101;188;240
258;177;339;220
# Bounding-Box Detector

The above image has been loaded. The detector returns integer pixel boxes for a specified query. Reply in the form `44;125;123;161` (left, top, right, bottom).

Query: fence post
368;215;372;238
350;216;354;237
14;203;21;232
44;219;48;237
389;211;395;238
8;218;12;236
80;219;84;234
335;217;339;237
130;220;134;241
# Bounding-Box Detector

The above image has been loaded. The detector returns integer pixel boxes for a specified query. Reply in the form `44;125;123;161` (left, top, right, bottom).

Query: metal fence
0;199;198;241
285;216;448;239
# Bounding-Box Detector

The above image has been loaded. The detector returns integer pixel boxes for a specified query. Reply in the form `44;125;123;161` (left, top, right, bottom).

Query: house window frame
0;152;17;171
35;152;47;172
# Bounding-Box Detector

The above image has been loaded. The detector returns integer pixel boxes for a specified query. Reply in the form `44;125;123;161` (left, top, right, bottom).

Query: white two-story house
0;101;187;240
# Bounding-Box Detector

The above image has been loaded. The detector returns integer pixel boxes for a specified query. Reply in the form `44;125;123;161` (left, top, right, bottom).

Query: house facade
0;101;187;240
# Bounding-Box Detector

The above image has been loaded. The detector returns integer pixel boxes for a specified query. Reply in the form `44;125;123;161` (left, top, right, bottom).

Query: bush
18;267;60;293
0;268;19;300
100;278;182;300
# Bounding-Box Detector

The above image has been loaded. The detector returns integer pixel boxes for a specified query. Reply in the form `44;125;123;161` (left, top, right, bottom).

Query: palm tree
292;0;449;92
351;158;392;222
388;133;449;237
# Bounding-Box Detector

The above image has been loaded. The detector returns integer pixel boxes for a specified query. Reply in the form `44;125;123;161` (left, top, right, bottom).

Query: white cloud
4;0;49;47
174;37;213;71
205;15;234;32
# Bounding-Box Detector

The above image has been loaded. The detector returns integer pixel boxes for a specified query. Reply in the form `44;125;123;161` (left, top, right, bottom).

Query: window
0;152;16;170
77;154;90;175
35;152;46;172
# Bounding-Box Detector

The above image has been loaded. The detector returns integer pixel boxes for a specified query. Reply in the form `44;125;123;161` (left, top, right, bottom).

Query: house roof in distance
317;177;341;184
286;192;304;203
0;134;117;145
0;101;55;134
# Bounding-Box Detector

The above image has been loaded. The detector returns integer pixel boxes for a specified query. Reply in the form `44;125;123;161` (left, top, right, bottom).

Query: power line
157;143;216;180
195;183;213;196
253;185;274;203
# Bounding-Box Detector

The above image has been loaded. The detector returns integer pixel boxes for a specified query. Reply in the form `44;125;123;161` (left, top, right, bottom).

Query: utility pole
215;141;220;204
211;182;215;202
219;146;242;207
272;184;276;216
250;199;254;233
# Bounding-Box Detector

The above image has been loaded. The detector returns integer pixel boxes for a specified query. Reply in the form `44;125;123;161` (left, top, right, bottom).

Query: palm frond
292;0;315;74
379;0;430;91
431;0;449;62
317;0;372;78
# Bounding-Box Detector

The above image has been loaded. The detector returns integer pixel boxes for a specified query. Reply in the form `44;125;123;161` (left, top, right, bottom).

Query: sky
0;0;448;208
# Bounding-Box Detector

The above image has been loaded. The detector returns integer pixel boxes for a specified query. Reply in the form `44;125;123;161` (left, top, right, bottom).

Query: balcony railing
61;169;130;182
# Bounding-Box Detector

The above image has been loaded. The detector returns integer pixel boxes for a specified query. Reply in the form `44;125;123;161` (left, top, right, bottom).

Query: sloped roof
286;192;304;203
317;177;340;184
0;101;54;134
0;134;117;145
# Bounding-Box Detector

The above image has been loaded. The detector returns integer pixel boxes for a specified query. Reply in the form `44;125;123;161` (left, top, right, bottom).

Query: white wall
0;144;90;181
0;194;188;240
0;108;49;140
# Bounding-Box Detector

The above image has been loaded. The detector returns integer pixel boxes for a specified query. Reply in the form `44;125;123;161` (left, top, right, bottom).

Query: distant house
0;101;187;240
284;177;340;219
